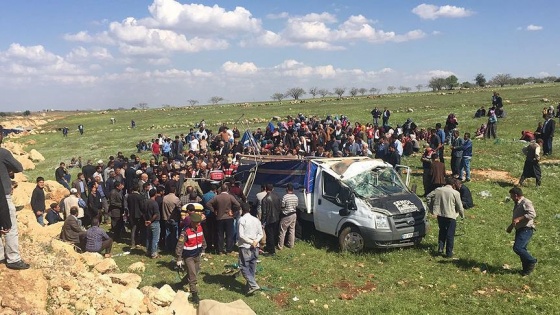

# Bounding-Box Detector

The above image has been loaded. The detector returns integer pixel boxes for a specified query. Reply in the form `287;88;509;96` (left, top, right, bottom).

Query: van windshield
343;167;408;198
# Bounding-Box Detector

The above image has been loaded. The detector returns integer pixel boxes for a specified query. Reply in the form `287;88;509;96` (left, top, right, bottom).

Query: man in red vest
176;213;205;303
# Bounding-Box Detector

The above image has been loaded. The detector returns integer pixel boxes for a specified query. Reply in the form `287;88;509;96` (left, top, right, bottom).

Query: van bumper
361;220;429;249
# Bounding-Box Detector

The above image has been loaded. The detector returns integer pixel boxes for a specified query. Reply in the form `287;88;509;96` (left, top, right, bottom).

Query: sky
0;0;558;111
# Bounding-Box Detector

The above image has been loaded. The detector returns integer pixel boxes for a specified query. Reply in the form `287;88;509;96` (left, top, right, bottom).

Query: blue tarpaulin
236;159;309;190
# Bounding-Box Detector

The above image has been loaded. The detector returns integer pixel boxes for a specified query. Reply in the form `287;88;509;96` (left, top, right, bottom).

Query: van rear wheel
339;226;364;253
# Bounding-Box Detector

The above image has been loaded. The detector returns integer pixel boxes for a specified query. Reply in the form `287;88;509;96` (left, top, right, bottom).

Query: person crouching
175;213;205;304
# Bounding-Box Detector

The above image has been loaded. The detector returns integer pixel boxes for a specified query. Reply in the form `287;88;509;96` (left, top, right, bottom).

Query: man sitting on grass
85;217;113;258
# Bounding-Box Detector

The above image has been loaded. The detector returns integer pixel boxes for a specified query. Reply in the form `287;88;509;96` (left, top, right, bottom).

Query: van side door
313;171;345;235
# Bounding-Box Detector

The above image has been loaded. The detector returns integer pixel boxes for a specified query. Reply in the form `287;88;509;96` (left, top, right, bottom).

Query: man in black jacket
31;177;46;226
454;180;473;209
109;181;125;241
542;114;556;155
261;184;282;255
371;107;381;127
127;184;146;248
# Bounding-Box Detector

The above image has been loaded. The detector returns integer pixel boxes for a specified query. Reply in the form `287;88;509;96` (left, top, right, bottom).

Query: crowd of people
1;91;552;302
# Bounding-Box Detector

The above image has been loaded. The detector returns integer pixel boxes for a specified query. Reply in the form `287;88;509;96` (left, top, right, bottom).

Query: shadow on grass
438;258;519;275
156;259;179;272
201;272;245;294
495;181;516;188
152;279;185;292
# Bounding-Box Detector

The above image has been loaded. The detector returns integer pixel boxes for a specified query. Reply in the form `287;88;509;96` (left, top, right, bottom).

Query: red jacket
179;225;204;258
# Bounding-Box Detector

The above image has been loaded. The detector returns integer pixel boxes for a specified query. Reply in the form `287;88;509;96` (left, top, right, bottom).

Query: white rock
94;258;119;274
153;284;176;306
127;262;146;273
81;252;104;267
28;149;45;162
107;273;142;288
169;291;196;315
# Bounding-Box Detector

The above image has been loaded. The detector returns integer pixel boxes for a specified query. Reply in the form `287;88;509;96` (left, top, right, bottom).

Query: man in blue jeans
0;125;30;270
507;187;537;276
145;189;161;258
237;203;263;295
458;132;472;182
427;176;464;258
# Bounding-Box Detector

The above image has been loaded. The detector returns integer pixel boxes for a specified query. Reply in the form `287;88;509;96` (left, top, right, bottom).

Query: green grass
8;83;560;314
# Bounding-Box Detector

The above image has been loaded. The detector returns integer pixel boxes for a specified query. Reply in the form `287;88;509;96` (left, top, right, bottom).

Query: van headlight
375;215;390;230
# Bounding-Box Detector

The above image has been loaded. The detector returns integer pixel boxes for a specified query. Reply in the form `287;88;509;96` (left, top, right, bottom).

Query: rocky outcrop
29;149;45;162
198;299;256;315
14;154;36;170
128;261;146;273
94;258;120;274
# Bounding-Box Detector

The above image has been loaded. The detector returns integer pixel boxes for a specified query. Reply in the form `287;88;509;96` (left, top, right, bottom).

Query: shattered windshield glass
344;167;408;198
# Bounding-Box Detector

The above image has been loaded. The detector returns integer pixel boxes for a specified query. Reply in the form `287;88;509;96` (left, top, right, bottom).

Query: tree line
428;73;559;91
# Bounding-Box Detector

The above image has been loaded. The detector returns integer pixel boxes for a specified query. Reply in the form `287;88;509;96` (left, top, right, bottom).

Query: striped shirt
281;192;299;215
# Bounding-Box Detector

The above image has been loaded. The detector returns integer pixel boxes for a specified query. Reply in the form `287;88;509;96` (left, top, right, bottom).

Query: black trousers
130;217;145;247
265;221;280;254
216;218;234;253
202;215;216;252
111;216;124;241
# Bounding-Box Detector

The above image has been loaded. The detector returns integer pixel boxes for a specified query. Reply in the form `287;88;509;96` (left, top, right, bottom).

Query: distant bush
23;110;31;116
0;112;7;117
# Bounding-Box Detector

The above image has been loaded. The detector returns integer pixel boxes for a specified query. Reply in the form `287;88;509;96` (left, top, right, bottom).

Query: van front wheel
339;226;365;253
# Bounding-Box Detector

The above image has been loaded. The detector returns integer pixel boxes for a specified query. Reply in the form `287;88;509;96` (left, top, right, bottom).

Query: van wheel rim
344;232;364;252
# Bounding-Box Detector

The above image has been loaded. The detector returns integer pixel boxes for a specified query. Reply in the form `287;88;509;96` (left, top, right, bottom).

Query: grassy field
8;84;560;314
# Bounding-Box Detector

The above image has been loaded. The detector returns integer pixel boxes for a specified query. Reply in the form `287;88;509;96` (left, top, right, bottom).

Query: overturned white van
236;155;428;253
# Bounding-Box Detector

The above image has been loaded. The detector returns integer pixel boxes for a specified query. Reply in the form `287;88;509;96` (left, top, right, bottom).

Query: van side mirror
339;208;351;216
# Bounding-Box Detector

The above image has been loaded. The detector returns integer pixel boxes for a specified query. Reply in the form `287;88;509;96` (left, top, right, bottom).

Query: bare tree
369;87;379;95
428;77;446;91
271;93;285;102
349;87;359;97
334;87;346;99
415;84;423;92
358;88;368;96
308;87;318;98
318;89;330;98
387;86;396;94
187;99;199;106
286;87;306;100
137;102;149;110
490;73;512;87
209;96;224;104
399;86;411;93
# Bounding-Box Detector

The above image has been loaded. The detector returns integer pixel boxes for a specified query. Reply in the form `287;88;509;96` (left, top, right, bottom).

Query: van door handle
318;199;321;205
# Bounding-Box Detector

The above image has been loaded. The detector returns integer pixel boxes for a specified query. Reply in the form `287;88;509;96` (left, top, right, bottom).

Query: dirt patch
412;168;518;183
272;291;289;308
541;159;560;166
335;280;377;300
470;169;518;183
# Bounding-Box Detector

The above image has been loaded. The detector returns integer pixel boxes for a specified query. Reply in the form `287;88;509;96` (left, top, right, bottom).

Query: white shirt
189;138;200;152
395;140;403;156
237;213;263;248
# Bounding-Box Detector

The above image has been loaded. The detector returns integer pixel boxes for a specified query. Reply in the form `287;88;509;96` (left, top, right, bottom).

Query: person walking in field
426;177;464;258
485;109;497;139
506;187;537;276
371;107;381;127
176;213;205;304
519;139;542;187
458;132;472;182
